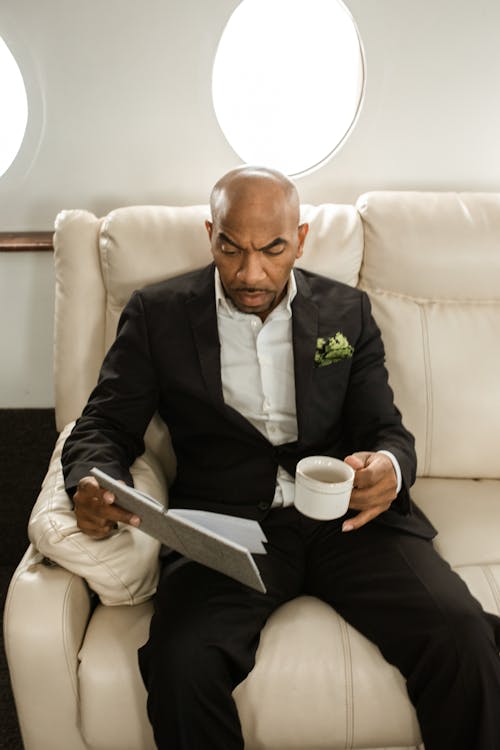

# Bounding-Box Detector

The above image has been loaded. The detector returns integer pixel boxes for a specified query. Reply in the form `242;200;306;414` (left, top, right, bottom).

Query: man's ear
296;223;309;258
205;220;213;241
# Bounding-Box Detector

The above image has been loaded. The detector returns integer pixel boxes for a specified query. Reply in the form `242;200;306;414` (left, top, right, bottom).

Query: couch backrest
53;192;500;480
357;191;500;479
53;202;363;428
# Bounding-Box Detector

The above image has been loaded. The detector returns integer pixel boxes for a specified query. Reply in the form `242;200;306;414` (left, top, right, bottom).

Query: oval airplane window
0;36;28;179
212;0;365;176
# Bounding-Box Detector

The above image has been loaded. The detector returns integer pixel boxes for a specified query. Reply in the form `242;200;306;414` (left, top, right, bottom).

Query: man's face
206;182;308;321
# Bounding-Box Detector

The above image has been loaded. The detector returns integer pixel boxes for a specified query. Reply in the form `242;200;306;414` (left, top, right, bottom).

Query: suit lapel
186;265;267;440
292;271;319;442
185;265;225;407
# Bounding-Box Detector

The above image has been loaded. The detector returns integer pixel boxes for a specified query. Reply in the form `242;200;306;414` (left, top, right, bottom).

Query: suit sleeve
61;291;159;495
342;291;416;514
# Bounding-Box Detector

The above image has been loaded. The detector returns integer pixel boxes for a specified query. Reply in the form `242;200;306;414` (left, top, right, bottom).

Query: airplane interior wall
1;0;499;407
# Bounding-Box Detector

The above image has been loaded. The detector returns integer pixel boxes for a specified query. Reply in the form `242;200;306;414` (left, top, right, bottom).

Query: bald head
205;166;308;321
209;166;300;226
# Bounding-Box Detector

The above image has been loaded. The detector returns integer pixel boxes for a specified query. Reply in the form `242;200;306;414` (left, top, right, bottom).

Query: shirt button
268;425;276;434
258;501;269;511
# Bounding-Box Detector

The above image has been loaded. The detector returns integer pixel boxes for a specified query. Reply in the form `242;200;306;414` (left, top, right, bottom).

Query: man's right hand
73;476;141;539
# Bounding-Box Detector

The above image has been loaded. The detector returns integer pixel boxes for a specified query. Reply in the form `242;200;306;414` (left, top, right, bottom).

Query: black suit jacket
62;264;436;538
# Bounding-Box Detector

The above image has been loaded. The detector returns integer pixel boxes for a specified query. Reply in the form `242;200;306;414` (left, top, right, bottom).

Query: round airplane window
0;36;28;179
212;0;365;176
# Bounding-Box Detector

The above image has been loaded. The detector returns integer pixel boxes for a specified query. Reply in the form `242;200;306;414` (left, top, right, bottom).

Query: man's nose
237;251;266;286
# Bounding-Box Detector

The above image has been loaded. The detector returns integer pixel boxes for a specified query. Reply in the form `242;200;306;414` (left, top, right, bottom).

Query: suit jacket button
257;501;269;511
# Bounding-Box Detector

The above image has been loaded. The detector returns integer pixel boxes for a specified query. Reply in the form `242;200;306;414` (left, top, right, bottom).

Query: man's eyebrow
259;237;287;252
218;232;244;251
218;232;287;252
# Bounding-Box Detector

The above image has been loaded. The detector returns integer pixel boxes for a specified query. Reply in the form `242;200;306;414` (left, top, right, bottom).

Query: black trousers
138;507;500;749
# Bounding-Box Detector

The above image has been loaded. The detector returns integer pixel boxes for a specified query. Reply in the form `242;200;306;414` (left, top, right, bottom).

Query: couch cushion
79;596;422;750
99;203;363;349
357;191;500;300
53;203;363;428
235;596;421;750
357;191;500;478
28;423;167;606
411;477;500;569
99;205;212;349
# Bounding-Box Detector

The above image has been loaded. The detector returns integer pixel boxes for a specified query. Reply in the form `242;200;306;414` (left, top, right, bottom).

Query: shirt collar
214;267;297;320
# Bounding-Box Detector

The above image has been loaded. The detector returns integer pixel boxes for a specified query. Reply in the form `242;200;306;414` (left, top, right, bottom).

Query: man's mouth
233;289;272;306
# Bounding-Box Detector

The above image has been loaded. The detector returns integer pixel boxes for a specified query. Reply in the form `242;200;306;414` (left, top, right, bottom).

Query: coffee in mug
294;456;354;520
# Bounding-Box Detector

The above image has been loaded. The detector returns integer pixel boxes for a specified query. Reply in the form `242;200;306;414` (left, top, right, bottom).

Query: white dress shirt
215;269;401;508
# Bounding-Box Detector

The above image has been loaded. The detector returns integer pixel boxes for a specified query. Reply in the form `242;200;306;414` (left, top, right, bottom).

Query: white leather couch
5;191;500;750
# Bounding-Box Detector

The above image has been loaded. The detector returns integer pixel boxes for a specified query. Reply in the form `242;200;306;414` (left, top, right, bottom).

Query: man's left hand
342;452;398;532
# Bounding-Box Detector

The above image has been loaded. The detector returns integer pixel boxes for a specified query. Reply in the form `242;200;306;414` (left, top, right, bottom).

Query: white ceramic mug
294;456;355;520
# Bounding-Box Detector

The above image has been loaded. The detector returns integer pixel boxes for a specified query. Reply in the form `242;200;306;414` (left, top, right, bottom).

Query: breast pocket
306;359;352;436
313;357;352;380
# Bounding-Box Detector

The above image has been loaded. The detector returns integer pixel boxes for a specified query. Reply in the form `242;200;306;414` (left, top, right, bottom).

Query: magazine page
171;508;267;554
90;468;267;592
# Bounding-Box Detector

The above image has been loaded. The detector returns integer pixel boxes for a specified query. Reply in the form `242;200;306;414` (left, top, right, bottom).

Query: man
62;166;500;750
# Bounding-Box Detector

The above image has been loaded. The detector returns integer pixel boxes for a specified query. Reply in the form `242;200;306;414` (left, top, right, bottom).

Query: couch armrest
4;545;92;750
143;412;177;487
29;422;164;605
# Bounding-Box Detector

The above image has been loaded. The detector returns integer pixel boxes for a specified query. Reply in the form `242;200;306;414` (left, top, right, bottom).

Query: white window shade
212;0;365;176
0;36;28;179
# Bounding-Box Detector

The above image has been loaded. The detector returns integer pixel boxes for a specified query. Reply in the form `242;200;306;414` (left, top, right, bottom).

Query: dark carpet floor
0;409;58;750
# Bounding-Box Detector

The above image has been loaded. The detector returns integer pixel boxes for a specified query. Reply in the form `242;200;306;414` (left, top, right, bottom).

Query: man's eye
220;244;238;255
264;245;285;256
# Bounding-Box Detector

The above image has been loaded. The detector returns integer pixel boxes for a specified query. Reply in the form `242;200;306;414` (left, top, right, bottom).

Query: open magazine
90;467;268;593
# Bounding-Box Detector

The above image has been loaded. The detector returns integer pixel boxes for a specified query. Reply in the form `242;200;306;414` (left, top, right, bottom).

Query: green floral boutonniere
314;333;354;367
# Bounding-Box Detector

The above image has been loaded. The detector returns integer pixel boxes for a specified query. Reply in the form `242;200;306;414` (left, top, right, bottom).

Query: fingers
342;502;392;533
346;452;394;488
349;471;396;508
343;453;368;472
345;453;390;498
342;452;398;532
73;476;140;539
